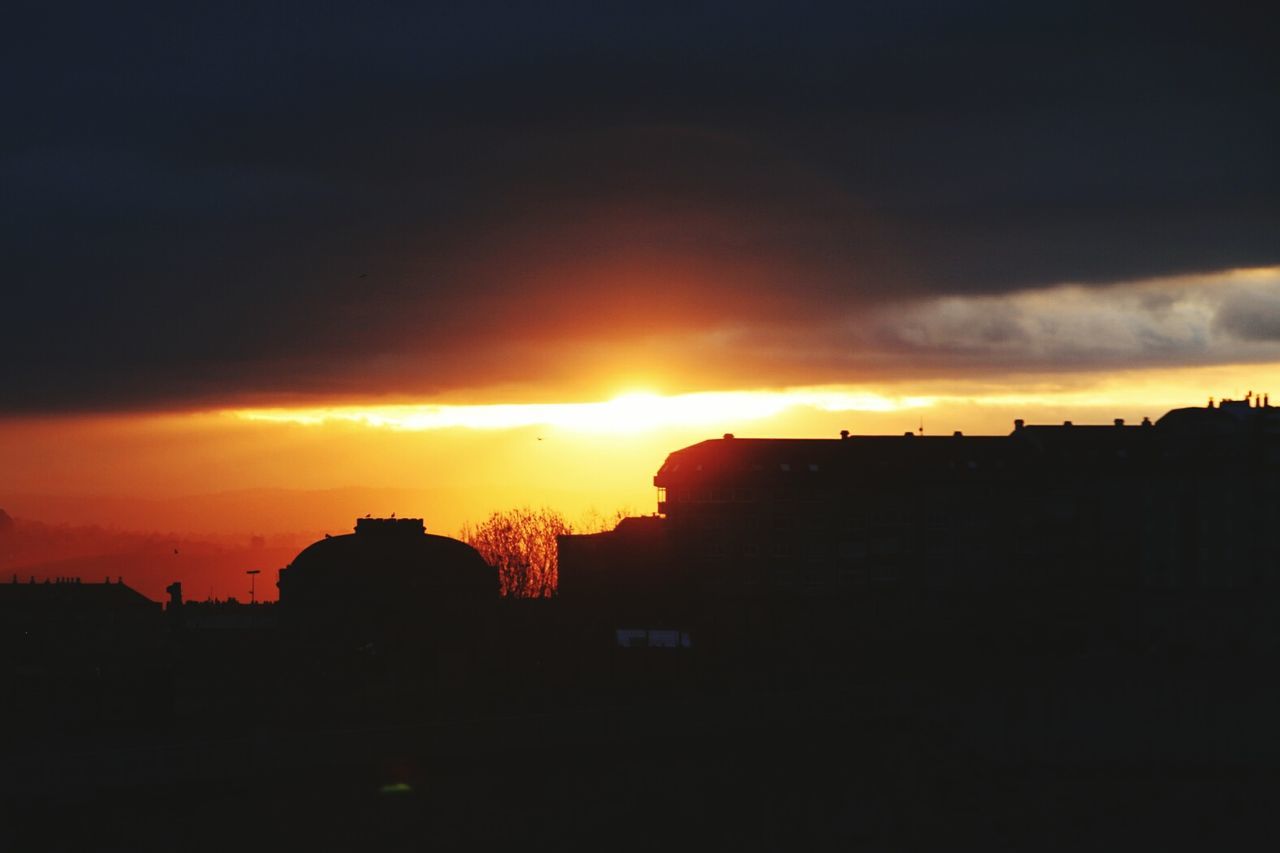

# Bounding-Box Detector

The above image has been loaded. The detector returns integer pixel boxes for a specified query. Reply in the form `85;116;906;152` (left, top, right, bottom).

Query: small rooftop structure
355;516;425;536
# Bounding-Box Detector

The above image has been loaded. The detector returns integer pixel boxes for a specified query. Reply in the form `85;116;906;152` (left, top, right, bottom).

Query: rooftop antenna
246;569;261;605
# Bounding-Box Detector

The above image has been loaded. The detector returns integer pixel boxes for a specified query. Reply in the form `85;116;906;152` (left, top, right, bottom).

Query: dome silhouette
278;518;496;625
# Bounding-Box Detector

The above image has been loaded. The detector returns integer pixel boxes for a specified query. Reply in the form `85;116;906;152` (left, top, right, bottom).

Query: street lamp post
247;569;261;604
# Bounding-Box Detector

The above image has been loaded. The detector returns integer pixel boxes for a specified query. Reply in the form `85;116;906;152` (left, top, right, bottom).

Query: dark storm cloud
2;1;1276;411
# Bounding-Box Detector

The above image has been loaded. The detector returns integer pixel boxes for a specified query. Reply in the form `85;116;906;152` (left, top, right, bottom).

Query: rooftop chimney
723;433;735;440
1114;418;1125;427
839;429;850;440
1014;419;1025;431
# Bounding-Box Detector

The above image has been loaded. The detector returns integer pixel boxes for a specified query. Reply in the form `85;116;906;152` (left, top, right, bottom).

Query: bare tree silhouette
460;507;572;598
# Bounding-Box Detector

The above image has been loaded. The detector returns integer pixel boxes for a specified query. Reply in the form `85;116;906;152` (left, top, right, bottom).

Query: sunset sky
3;3;1277;553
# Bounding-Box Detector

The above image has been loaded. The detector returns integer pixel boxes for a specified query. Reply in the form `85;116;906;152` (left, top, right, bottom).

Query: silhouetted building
558;515;669;602
0;575;162;673
277;517;496;638
0;577;165;728
0;575;160;632
560;398;1280;603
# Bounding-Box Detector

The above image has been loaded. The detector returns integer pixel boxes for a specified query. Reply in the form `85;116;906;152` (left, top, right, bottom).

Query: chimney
839;429;850;440
1014;419;1025;431
1142;416;1152;427
166;582;183;610
953;430;963;437
1114;418;1125;427
723;433;735;440
1063;421;1073;427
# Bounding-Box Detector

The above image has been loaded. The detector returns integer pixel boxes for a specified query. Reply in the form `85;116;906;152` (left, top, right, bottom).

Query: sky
2;2;1278;546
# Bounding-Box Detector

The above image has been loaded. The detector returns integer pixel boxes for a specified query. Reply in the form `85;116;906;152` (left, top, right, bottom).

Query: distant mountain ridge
0;486;470;539
0;513;301;602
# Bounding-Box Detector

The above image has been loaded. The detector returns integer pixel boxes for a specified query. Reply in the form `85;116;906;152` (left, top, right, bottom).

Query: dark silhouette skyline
6;398;1280;848
4;3;1278;845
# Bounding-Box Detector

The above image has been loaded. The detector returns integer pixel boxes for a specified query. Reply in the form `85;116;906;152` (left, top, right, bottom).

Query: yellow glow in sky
7;361;1280;544
224;362;1280;436
228;388;934;433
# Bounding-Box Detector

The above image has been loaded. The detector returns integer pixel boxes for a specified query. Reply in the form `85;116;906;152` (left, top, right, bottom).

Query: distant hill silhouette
0;487;439;535
0;484;635;542
0;515;299;601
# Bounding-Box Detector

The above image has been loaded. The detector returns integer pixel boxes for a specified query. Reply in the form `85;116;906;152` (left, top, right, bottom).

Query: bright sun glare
227;388;926;434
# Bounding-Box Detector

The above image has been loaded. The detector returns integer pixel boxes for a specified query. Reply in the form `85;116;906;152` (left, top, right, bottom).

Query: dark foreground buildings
0;577;166;730
8;400;1280;849
561;397;1280;606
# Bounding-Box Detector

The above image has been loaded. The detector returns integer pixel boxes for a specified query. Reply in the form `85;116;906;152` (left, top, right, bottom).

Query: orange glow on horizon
7;361;1280;601
6;361;1280;531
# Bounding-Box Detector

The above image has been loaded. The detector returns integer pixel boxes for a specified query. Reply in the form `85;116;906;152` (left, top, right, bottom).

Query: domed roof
281;518;496;604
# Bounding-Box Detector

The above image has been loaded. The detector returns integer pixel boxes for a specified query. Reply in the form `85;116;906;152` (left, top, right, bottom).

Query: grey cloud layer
870;270;1279;367
665;269;1280;386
